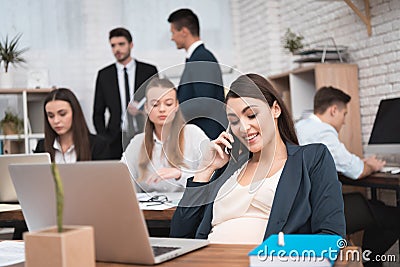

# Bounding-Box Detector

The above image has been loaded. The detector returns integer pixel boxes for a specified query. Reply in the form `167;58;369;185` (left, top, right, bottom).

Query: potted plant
282;28;304;54
24;163;96;267
0;33;28;88
0;110;24;135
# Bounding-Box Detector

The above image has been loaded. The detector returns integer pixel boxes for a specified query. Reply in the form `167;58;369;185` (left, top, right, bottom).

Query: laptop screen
368;97;400;144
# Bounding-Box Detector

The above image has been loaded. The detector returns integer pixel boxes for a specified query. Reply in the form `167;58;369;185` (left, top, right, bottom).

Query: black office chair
343;192;377;238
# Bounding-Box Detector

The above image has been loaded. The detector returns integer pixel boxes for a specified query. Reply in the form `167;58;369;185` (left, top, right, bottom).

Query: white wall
3;0;399;144
231;0;400;145
1;0;234;132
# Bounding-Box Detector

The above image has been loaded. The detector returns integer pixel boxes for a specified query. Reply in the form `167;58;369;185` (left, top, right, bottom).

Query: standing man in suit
168;8;227;140
93;27;158;159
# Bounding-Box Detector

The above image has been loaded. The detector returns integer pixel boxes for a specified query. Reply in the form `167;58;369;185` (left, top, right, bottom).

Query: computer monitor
365;97;400;164
369;98;400;144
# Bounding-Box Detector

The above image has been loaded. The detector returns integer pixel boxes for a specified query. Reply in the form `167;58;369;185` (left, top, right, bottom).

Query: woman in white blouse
35;88;109;163
122;78;209;192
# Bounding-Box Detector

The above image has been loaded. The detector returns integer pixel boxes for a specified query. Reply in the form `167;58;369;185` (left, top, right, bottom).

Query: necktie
124;67;134;135
124;67;130;107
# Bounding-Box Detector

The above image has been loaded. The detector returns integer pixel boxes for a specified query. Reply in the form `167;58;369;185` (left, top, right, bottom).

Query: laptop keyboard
152;246;180;257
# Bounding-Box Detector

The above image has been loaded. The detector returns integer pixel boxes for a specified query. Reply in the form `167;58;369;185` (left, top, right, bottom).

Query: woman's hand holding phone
193;130;234;182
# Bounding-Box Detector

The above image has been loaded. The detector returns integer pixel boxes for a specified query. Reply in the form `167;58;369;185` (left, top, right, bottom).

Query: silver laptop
9;161;208;265
0;153;50;203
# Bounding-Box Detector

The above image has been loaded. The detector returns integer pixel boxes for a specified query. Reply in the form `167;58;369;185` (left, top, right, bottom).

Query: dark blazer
170;143;346;239
178;44;227;140
93;60;158;159
35;134;110;161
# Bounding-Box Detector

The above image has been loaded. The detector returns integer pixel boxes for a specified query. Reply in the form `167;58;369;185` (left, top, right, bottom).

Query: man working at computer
296;86;385;179
296;86;399;267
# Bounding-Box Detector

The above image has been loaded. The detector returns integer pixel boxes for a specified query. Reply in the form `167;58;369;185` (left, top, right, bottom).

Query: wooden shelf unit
0;88;53;154
269;63;362;157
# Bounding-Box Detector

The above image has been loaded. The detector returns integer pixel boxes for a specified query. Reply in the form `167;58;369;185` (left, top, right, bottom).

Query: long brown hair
226;74;298;157
43;88;91;161
138;78;187;180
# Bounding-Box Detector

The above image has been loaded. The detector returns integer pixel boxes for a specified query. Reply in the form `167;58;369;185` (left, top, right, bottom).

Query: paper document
0;204;21;213
139;203;176;210
0;241;25;267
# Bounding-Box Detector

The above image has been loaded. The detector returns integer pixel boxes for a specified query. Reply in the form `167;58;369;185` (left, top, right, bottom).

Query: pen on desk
146;203;162;207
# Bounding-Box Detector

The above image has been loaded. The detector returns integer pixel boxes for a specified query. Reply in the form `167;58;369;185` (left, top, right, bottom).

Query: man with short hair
168;8;227;139
296;86;399;267
296;86;385;179
93;27;158;159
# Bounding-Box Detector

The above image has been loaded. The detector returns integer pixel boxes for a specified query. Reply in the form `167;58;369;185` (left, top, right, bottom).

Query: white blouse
122;124;209;192
53;139;77;163
208;164;283;244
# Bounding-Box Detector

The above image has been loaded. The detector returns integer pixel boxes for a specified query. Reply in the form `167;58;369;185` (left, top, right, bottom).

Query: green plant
0;33;28;73
0;110;23;134
282;28;304;54
51;163;64;233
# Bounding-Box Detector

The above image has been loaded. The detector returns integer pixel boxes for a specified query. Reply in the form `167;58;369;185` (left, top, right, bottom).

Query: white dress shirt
121;124;209;192
116;60;136;131
186;40;204;59
295;114;363;179
53;138;77;163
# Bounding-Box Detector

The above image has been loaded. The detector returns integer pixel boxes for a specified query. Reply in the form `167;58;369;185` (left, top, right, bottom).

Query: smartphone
224;123;232;155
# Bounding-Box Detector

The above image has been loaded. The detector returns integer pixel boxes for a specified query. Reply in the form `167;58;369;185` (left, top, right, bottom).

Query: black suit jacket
35;134;110;161
178;44;227;140
93;60;158;159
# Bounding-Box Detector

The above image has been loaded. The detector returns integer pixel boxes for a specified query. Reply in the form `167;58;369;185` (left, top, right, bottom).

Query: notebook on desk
9;161;208;265
0;153;50;203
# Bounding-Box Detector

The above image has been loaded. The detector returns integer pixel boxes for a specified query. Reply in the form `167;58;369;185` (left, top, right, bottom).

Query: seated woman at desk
170;74;345;243
122;78;209;193
35;88;109;163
